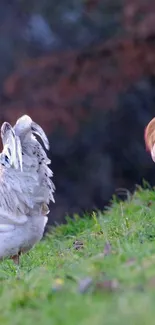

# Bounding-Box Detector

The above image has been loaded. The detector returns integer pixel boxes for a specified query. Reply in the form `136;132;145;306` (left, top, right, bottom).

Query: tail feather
0;122;22;171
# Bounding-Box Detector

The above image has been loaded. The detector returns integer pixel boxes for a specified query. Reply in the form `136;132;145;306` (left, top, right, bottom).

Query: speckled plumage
0;115;55;262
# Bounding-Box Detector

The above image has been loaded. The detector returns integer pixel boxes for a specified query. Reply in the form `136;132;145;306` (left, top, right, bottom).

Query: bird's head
144;118;155;162
14;115;32;136
14;114;49;150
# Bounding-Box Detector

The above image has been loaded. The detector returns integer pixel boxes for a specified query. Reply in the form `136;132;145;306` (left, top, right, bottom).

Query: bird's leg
11;253;20;265
11;252;21;278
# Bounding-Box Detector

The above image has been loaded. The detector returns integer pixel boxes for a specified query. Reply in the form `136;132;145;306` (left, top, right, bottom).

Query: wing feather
0;114;55;222
13;115;55;214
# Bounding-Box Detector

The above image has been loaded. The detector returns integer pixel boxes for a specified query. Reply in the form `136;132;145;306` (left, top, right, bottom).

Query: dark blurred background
0;0;155;224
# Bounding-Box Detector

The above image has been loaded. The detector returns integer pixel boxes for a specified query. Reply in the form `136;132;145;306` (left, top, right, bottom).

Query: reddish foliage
0;1;155;137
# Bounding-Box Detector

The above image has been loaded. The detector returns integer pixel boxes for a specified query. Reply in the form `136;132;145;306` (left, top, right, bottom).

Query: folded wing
13;115;55;215
0;115;55;227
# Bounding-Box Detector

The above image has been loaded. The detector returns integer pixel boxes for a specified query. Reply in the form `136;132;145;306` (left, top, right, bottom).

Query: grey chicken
0;115;55;264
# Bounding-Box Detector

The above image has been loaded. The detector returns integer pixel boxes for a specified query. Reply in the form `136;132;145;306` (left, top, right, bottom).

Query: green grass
1;187;155;324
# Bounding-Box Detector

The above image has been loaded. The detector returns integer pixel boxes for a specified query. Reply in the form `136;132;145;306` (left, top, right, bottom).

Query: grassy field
1;187;155;324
